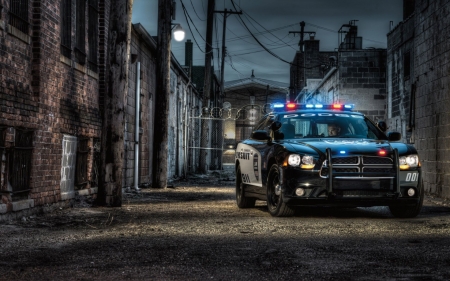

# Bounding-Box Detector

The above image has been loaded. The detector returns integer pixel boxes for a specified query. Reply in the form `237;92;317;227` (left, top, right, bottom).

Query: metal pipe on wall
134;62;141;191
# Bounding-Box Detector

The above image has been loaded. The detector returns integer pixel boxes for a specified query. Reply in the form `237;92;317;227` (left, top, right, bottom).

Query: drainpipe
134;62;141;191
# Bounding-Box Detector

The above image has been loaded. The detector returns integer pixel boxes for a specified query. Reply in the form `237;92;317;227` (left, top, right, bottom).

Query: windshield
277;112;387;140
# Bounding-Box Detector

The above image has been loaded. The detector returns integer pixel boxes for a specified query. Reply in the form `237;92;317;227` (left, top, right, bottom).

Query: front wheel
389;179;424;218
236;165;256;208
266;164;295;217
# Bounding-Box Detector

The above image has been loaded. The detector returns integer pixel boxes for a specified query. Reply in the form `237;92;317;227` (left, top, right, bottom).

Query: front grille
363;156;392;165
320;156;394;179
341;190;387;197
333;179;391;190
332;157;358;165
363;167;395;173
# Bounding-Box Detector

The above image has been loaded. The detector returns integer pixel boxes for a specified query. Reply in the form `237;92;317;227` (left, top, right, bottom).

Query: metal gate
187;104;270;174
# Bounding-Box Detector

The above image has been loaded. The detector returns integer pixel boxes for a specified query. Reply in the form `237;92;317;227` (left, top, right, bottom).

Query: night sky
132;0;403;84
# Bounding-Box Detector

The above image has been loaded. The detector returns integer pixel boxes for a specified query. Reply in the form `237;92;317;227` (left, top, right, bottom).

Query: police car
235;103;423;217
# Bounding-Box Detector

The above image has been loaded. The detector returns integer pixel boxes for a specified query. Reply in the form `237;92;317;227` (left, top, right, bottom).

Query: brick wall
0;0;107;219
414;0;450;198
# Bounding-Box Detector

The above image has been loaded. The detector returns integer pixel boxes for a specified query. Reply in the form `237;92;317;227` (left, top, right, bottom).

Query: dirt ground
1;174;450;281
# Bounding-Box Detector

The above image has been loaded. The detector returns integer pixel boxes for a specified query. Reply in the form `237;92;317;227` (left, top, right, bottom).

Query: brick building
387;0;450;199
295;22;387;122
0;0;108;220
290;35;337;102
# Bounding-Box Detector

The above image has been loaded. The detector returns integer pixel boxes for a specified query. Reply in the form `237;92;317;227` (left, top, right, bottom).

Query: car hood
282;138;412;156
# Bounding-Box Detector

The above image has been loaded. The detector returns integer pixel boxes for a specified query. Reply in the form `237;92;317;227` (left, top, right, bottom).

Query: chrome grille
320;155;394;179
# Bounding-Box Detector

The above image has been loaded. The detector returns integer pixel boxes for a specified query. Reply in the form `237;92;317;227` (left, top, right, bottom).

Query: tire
266;164;295;217
389;179;424;218
236;165;256;208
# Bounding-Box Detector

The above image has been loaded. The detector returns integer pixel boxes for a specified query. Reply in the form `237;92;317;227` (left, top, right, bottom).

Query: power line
189;0;206;21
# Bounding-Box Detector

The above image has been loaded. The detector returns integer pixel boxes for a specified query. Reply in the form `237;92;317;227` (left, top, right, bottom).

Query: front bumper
280;165;422;208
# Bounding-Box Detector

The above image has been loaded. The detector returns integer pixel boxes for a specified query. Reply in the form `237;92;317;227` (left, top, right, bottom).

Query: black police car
235;103;423;217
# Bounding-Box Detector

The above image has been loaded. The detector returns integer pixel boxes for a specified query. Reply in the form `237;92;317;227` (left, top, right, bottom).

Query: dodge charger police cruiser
235;103;423;217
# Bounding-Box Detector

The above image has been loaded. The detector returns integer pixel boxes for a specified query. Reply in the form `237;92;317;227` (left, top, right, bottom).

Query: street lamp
172;23;185;42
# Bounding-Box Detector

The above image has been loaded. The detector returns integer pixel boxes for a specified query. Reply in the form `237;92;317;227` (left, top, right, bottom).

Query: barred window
74;0;86;65
9;129;33;194
88;0;99;72
9;0;29;34
76;138;89;188
60;0;72;58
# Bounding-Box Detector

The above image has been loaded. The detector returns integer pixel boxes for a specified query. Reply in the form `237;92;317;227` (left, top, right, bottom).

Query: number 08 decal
405;172;419;182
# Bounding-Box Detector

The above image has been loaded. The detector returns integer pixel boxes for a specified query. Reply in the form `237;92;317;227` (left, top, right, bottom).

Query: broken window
9;0;29;34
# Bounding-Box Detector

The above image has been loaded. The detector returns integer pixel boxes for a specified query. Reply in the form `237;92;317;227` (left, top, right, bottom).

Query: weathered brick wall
126;25;157;188
0;0;106;217
414;0;450;198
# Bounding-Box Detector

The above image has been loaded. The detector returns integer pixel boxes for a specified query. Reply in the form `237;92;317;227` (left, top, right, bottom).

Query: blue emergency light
270;103;354;112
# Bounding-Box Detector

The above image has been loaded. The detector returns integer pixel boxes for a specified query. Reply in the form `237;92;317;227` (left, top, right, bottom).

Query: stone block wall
414;0;450;197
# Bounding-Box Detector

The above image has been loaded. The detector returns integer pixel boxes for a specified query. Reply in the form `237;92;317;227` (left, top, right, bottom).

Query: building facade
0;0;108;220
295;22;387;123
387;0;450;198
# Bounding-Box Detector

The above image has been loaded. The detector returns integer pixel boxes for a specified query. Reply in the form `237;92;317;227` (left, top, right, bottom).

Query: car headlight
288;154;301;166
399;154;420;170
287;154;315;169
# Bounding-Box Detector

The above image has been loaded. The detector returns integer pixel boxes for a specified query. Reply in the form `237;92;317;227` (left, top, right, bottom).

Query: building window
9;0;29;34
88;0;99;72
404;52;411;80
75;0;86;64
76;138;89;188
60;0;72;58
0;128;6;191
9;129;33;195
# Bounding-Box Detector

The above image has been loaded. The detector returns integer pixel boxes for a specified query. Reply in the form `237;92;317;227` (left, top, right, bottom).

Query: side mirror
270;121;282;131
377;121;387;132
387;132;401;141
251;130;271;141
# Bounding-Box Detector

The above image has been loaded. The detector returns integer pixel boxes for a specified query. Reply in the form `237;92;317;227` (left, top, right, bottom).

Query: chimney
185;39;193;67
403;0;415;20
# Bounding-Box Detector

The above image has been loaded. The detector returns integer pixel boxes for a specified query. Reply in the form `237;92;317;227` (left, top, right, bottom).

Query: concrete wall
386;15;415;143
413;0;450;197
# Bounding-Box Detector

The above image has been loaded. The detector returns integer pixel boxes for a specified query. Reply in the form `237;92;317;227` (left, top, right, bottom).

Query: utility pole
152;0;173;188
199;0;215;174
199;5;241;173
215;9;242;100
289;21;315;101
98;0;134;206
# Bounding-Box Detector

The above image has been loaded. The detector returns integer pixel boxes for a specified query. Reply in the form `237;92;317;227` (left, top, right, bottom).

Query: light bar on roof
270;103;355;111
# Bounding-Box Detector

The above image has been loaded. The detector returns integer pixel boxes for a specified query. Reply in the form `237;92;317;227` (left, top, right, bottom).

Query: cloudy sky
132;0;403;84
